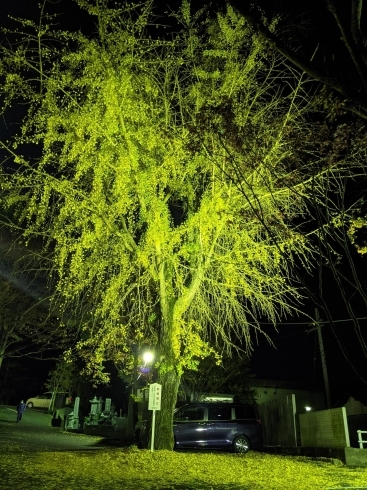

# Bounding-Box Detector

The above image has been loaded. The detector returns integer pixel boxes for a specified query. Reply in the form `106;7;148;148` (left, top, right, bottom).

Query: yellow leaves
178;0;192;26
212;5;249;50
167;316;214;372
348;216;367;255
1;0;325;388
194;67;222;79
5;448;367;490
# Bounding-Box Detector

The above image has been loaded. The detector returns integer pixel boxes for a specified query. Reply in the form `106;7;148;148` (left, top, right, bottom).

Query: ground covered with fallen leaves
1;446;367;490
1;406;366;489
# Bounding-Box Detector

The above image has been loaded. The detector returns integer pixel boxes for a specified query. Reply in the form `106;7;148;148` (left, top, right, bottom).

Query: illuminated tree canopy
0;1;360;448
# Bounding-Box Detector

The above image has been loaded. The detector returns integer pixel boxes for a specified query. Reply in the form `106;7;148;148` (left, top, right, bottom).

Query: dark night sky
1;0;366;404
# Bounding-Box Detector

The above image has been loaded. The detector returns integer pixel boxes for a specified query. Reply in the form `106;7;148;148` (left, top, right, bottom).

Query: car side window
234;406;256;419
175;406;204;421
208;406;232;421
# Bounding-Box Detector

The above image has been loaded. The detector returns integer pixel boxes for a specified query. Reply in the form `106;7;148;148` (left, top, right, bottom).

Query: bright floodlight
143;351;154;364
305;406;312;412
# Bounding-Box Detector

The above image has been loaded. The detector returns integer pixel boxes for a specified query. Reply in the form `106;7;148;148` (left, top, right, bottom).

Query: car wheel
233;435;250;454
27;402;34;408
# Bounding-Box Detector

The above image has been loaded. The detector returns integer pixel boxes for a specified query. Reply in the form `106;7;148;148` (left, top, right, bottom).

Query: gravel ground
0;405;120;452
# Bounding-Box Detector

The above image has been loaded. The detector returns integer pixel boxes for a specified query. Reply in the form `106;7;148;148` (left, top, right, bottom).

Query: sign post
148;383;162;452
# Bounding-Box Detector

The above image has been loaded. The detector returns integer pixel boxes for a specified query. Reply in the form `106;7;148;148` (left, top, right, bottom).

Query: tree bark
152;248;183;450
154;366;181;450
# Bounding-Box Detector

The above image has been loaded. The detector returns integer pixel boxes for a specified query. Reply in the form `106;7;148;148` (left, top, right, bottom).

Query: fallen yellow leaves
2;447;367;490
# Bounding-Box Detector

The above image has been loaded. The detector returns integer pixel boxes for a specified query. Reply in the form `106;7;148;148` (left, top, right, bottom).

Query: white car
26;392;53;408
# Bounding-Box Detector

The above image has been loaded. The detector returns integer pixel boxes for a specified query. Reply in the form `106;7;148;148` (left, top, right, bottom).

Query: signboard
148;383;162;452
148;383;162;411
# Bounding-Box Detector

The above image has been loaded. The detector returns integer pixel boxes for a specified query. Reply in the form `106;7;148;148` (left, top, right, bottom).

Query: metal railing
357;430;367;449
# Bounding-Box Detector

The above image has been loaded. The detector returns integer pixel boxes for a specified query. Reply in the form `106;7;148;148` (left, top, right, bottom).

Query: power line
256;316;367;343
257;316;367;326
257;330;306;344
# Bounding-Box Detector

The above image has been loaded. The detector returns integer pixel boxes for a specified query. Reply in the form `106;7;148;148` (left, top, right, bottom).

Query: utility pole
126;346;139;441
314;307;331;409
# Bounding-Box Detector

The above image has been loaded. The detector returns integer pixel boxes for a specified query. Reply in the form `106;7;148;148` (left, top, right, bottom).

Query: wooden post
315;308;331;409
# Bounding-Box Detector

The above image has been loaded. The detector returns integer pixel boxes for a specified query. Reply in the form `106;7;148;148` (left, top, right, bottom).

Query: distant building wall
195;393;234;402
253;385;325;414
180;380;327;414
300;407;350;448
344;397;367;416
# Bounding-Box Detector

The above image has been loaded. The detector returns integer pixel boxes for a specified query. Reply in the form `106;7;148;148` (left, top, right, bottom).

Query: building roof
248;379;316;391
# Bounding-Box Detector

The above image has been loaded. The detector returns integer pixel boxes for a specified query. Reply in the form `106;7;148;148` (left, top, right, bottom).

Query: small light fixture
305;406;312;412
142;351;154;364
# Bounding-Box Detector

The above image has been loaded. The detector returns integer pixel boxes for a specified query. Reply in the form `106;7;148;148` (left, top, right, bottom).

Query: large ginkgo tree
0;1;354;448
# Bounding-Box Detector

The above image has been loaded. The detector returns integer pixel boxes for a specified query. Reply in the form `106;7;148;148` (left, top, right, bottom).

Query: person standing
16;400;26;422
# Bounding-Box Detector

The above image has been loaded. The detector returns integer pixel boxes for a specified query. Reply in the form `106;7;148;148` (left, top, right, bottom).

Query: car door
32;395;43;408
206;404;234;448
45;393;52;408
41;393;52;408
234;405;263;449
173;404;207;448
38;395;47;408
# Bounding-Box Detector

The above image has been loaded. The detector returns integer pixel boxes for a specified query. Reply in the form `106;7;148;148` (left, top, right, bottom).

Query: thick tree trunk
154;256;182;450
154;367;181;450
0;342;6;369
153;298;181;449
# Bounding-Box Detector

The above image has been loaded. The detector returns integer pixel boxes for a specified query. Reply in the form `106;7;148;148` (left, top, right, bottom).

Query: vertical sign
148;383;162;452
148;383;162;411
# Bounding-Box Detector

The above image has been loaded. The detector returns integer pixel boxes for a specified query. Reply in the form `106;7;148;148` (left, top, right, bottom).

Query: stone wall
300;407;350;448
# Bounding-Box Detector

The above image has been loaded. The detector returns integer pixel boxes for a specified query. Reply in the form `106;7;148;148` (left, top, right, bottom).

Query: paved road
0;405;115;452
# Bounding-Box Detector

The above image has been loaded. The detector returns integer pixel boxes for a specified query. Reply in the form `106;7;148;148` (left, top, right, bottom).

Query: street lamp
137;351;154;380
142;351;154;365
